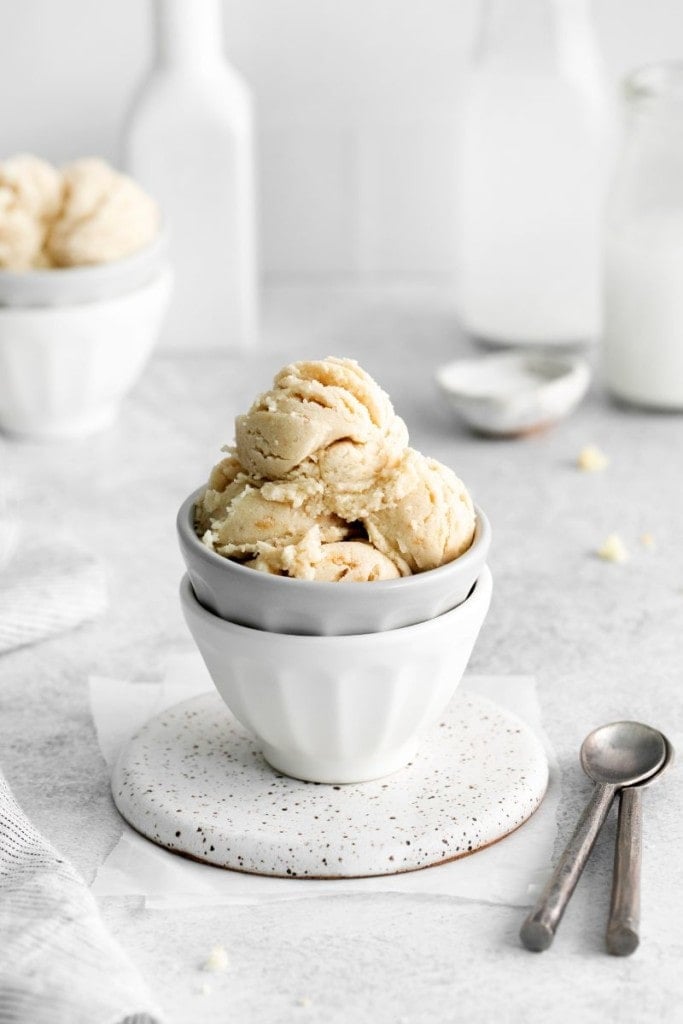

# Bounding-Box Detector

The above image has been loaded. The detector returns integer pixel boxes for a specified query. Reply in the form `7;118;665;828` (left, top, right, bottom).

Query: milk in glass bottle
603;63;683;408
456;0;612;345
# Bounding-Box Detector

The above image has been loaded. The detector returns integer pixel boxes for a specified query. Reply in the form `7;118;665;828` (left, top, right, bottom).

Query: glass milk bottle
455;0;613;345
603;64;683;408
124;0;257;351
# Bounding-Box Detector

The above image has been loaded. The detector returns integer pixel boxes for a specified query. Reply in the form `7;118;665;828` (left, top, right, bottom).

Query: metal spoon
520;721;667;952
606;733;674;956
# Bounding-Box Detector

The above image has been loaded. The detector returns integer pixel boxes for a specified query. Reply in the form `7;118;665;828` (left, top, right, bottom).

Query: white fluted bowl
180;566;492;784
0;267;172;439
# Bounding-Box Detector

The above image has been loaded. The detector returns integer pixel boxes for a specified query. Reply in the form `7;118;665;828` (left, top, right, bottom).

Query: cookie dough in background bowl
0;154;171;440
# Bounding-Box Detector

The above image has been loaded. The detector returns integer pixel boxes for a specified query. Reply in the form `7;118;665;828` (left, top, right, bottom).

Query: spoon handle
520;782;616;951
606;787;642;955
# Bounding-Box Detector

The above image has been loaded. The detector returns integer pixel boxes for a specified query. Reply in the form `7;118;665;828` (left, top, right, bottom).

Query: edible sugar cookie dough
0;154;159;270
195;358;476;582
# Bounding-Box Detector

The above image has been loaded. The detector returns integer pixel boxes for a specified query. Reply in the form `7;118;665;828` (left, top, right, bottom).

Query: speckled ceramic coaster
112;691;548;879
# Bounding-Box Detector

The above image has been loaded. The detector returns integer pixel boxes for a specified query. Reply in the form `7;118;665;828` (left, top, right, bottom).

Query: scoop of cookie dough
46;158;159;267
0;155;62;269
197;357;477;580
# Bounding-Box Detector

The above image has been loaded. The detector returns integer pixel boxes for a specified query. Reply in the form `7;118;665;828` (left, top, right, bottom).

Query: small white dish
436;352;591;437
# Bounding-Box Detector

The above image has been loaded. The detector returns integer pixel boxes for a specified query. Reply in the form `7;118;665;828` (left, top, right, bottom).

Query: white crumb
577;444;608;472
201;946;230;973
197;982;213;996
597;533;629;563
640;532;655;549
296;996;313;1008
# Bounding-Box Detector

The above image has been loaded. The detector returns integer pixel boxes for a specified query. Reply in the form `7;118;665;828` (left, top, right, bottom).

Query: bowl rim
177;485;491;593
0;265;173;319
180;565;492;643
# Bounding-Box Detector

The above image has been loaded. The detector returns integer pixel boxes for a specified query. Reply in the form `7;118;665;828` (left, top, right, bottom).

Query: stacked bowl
178;489;492;784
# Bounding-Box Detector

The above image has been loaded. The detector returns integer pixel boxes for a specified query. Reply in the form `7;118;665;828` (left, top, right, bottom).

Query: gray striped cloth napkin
0;772;165;1023
0;484;106;654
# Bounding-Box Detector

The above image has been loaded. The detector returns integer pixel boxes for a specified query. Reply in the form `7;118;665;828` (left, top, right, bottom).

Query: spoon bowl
631;733;674;789
580;721;667;788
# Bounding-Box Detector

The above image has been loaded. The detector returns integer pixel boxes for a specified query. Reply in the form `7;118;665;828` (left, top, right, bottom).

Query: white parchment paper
90;652;558;909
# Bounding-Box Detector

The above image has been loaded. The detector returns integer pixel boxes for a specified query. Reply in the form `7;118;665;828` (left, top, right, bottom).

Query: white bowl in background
0;267;172;440
180;566;492;784
436;352;591;437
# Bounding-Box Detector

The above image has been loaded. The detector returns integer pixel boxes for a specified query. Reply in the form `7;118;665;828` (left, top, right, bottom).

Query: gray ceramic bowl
177;486;491;636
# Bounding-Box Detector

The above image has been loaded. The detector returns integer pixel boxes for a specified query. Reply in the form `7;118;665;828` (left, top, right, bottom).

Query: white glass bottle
603;63;683;408
124;0;257;351
455;0;613;346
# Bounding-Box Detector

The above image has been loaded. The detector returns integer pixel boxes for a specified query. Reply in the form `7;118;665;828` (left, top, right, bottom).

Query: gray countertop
1;285;682;1023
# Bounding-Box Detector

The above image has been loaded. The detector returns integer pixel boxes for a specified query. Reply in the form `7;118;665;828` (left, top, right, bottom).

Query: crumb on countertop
296;997;313;1008
640;532;655;549
597;533;629;563
577;444;609;472
201;946;229;973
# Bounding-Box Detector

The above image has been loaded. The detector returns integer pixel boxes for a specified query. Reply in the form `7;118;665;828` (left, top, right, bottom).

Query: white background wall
2;0;682;281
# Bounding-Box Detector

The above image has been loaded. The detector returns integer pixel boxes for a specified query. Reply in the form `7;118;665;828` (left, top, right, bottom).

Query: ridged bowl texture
180;566;492;783
0;268;172;439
